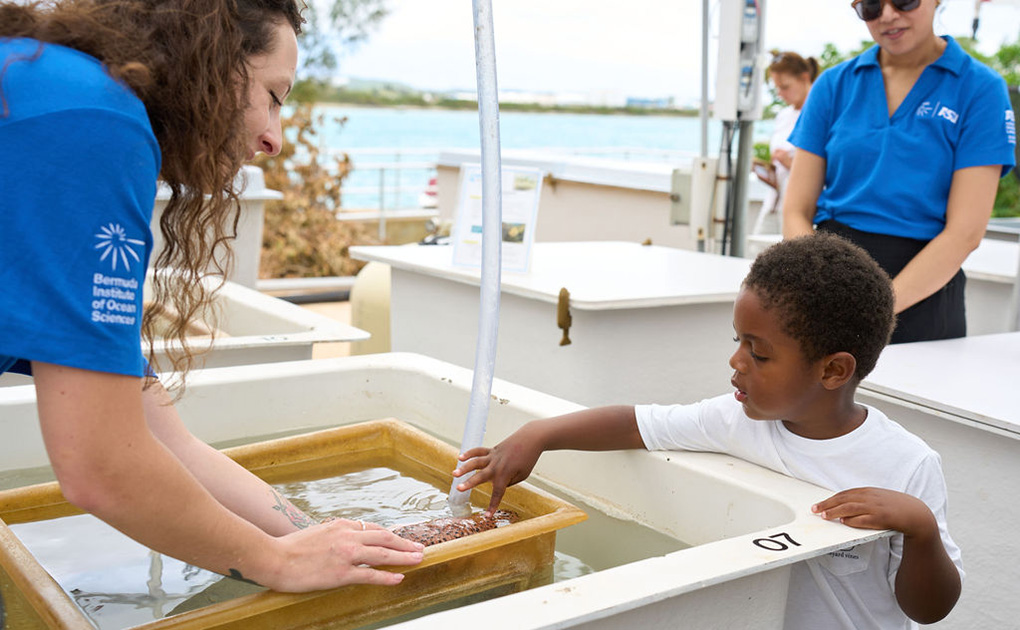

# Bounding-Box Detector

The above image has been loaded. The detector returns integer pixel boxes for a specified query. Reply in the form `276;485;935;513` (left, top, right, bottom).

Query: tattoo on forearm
227;568;262;586
270;488;316;530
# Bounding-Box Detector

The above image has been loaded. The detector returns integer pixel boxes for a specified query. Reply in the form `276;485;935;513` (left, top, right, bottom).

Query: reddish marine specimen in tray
391;510;520;546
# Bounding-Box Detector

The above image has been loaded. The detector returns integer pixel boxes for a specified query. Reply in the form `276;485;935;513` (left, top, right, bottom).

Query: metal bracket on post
1011;240;1020;332
672;157;719;251
670;169;692;226
557;287;572;346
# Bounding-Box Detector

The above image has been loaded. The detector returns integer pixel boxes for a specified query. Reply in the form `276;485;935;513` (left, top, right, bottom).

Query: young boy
453;233;962;628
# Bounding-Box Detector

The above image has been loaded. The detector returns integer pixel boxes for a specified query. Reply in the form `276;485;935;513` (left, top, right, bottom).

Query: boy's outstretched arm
453;406;645;514
813;487;961;624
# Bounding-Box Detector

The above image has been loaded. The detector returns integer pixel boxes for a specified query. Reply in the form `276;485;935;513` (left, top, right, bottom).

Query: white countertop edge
350;245;743;310
857;386;1020;440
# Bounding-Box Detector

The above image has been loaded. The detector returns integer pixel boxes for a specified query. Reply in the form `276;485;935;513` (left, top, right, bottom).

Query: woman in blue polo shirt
782;0;1015;343
0;0;422;593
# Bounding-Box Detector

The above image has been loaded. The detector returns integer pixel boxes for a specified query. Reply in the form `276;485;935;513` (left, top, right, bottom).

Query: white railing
526;146;700;164
318;146;701;215
321;147;441;214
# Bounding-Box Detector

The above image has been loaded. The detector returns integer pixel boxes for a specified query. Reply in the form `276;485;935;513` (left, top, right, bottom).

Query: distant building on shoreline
626;96;675;109
447;87;674;110
333;75;682;111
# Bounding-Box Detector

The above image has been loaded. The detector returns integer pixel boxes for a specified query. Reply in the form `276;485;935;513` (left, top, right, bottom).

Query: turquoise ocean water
308;105;775;209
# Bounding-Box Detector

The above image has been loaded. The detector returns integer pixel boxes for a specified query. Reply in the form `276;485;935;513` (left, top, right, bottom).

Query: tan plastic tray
0;418;587;629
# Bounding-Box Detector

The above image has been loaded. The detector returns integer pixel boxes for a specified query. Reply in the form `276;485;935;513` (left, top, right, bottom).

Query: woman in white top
754;51;820;234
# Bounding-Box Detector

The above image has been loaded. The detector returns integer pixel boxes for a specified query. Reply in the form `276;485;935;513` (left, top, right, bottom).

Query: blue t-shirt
790;36;1016;241
0;38;161;377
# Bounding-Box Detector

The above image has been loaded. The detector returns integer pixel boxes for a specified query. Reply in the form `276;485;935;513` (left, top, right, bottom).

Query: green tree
818;43;845;72
294;0;390;102
989;39;1020;86
963;36;1020;217
817;40;875;72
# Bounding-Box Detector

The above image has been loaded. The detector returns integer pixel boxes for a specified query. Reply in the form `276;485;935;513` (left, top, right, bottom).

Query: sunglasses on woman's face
851;0;922;21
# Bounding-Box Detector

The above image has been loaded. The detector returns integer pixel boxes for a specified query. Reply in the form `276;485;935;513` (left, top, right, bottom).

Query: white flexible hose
447;0;502;517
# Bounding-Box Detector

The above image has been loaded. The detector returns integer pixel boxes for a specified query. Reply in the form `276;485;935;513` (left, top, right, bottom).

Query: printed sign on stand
451;164;542;273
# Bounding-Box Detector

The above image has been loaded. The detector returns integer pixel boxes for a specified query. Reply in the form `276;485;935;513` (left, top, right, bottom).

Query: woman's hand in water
257;518;424;592
453;428;545;515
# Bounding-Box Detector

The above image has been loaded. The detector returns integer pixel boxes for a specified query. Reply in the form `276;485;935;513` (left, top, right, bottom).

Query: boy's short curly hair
743;233;894;380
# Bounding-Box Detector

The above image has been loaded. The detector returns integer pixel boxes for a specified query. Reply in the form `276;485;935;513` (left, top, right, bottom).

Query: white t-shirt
635;394;963;630
770;104;801;198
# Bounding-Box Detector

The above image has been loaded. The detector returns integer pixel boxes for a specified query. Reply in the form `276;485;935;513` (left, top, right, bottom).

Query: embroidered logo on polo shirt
1006;109;1016;145
937;106;959;124
94;223;144;272
917;101;959;125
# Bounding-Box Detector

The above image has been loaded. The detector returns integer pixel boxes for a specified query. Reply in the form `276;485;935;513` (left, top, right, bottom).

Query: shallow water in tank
7;466;685;630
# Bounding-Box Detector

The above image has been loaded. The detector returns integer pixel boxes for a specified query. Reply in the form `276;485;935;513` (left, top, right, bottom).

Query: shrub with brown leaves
255;104;380;278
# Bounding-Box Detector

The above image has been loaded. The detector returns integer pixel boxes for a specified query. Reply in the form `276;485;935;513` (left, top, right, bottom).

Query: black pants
816;220;966;344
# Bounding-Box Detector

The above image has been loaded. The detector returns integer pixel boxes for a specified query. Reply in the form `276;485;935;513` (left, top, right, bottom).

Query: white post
448;0;503;517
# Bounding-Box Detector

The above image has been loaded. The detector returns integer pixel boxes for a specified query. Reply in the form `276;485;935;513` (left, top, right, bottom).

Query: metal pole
377;168;387;241
729;120;755;258
700;0;709;158
394;151;402;209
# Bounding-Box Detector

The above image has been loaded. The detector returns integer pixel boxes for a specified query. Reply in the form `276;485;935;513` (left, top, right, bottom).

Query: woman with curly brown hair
0;0;423;592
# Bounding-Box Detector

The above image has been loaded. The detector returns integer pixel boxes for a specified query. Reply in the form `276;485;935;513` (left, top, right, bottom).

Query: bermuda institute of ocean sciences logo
94;223;144;271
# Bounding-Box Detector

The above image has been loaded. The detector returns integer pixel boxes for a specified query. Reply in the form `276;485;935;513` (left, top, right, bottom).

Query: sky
332;0;1020;105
